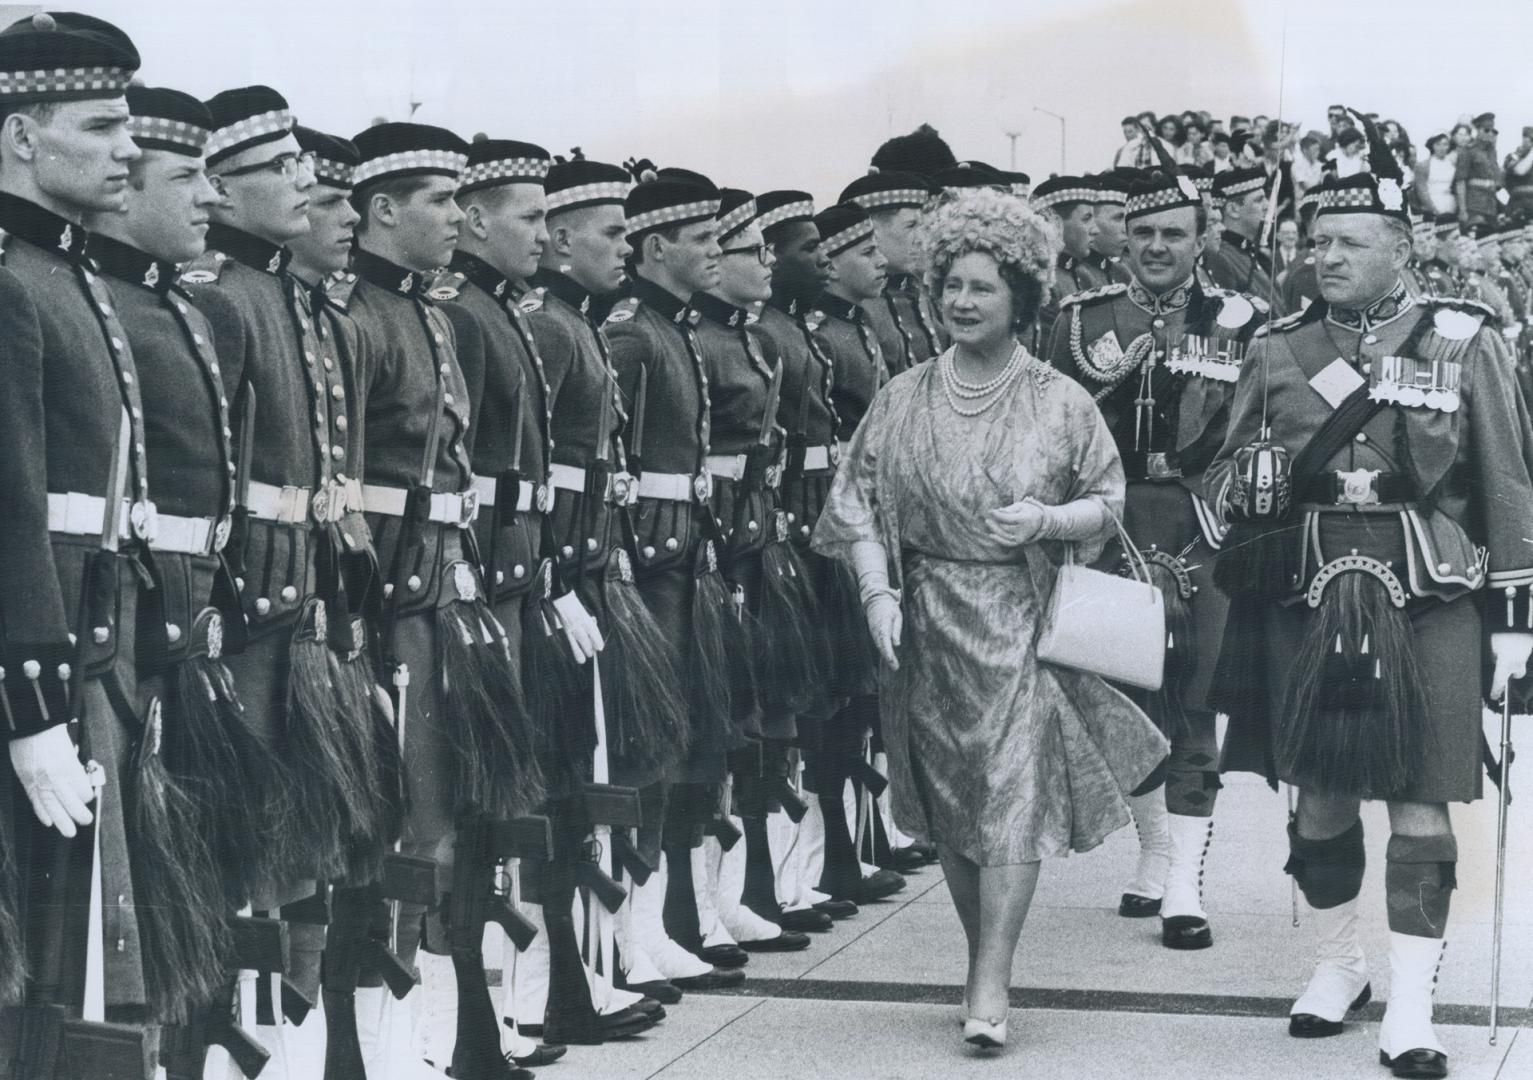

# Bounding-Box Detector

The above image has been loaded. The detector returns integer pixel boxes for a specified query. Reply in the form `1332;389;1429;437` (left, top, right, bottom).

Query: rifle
578;783;643;910
451;817;539;957
378;663;430;1001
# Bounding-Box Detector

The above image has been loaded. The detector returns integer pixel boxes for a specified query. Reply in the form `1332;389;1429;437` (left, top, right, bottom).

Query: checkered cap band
1193;176;1214;192
824;222;874;256
758;199;814;230
313;157;354;187
850;188;928;211
1031;187;1098;211
206;108;293;161
353;148;467;186
1315;187;1377;212
546;180;631;212
1124;187;1199;218
717;197;759;239
1217;175;1266;198
127;115;208;154
0;65;133;98
626;198;722;236
1094;189;1128;206
461;156;551;188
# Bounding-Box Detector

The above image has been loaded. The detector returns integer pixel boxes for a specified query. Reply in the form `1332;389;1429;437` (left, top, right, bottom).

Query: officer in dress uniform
1203;165;1282;312
840;170;945;375
92;83;266;1068
1030;176;1105;354
1048;159;1267;954
803;202;909;906
1400;217;1453;300
179;85;381;1078
1088;170;1137;285
681;188;815;957
752;190;865;926
0;16;176;1078
509;156;669;1045
601;166;749;998
1207;115;1533;1080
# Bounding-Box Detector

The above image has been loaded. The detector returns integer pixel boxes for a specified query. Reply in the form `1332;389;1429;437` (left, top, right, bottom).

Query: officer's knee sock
1164;738;1222;819
1286;818;1366;909
1384;834;1457;938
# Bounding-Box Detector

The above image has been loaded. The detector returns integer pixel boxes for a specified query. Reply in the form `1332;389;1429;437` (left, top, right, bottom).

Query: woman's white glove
553;591;605;664
865;592;902;671
10;725;97;837
1490;632;1533;702
985;496;1108;549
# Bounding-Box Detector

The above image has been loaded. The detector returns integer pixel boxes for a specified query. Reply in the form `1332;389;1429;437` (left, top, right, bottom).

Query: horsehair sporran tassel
690;539;745;745
129;695;233;1023
0;825;20;1004
519;567;591;795
1277;571;1425;798
285;604;358;881
601;548;691;777
437;596;546;820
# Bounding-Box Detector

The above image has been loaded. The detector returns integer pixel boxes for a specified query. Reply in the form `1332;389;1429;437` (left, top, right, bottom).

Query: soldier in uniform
869;123;957;183
0;16;204;1078
1087;170;1136;285
601;166;749;996
509;156;670;1045
1029;176;1104;353
1400;217;1453;300
1207;117;1533;1080
180;85;382;1076
682;188;815;956
804;202;909;906
752;190;863;925
1048;158;1267;953
1203;164;1280;311
840;171;945;375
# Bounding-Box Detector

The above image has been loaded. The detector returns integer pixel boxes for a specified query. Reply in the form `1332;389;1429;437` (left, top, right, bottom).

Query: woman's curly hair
919;187;1062;334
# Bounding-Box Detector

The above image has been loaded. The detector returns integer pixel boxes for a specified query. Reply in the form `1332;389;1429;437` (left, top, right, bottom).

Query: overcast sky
25;1;1533;205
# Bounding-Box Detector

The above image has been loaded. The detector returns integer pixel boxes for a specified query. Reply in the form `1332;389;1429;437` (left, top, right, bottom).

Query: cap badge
1377;178;1403;212
142;262;160;289
57;224;73;253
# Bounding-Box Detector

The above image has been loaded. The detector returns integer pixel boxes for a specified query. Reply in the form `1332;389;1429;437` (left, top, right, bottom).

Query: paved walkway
452;713;1533;1079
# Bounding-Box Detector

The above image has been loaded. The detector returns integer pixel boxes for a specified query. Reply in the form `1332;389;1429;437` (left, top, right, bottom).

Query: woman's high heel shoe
962;1014;1007;1049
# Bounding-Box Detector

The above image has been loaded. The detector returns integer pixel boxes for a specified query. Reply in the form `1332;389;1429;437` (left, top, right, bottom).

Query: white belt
837;439;853;461
46;492;222;552
244;478;361;526
549;462;644;505
361;484;481;527
549;463;588;492
46;492;128;539
152;513;223;555
802;445;831;472
469;474;552;514
705;453;748;481
636;472;696;502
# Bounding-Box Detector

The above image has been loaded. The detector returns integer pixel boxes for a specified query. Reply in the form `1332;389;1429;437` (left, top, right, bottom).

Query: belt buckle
829;443;842;467
129;498;159;542
764;463;783;490
458;487;480;527
1145;452;1181;480
609;471;635;507
309;485;332;524
1336;468;1380;506
693;472;713;503
212;517;232;553
535;483;551;512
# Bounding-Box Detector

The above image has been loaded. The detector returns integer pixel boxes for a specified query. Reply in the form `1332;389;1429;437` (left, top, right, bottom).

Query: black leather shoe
510;1042;567;1067
1288;983;1371;1038
910;840;940;864
699;943;749;968
740;931;810;953
844;869;905;904
813;899;858;919
1379;1048;1448;1078
891;846;927;873
1161;914;1212;950
670;966;747;990
624;979;682;1005
528;1003;664;1045
1118;893;1162;918
780;908;834;933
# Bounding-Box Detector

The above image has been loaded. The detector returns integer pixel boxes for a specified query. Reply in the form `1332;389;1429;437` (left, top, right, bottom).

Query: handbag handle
1060;505;1152;586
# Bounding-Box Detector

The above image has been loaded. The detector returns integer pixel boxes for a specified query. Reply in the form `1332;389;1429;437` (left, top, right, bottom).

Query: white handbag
1035;514;1166;691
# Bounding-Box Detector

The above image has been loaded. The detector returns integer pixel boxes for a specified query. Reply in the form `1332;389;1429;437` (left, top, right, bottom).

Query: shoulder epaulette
1253;307;1313;338
604;296;640;324
516;287;546;314
179;249;228;286
1426;295;1495;319
426;270;465;303
325;270;358;310
1059;282;1128;308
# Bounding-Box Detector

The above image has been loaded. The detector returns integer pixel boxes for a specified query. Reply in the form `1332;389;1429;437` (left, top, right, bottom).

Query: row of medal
1367;355;1462;413
1163;335;1247;383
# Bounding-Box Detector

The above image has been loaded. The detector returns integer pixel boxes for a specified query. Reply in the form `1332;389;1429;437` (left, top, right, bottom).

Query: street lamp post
1003;130;1022;171
1033;106;1067;174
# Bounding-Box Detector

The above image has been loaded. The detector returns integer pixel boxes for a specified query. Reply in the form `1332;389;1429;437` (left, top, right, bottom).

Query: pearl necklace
940;345;1027;416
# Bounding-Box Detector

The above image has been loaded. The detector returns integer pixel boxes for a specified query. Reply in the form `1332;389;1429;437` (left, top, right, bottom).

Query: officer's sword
1489;689;1513;1044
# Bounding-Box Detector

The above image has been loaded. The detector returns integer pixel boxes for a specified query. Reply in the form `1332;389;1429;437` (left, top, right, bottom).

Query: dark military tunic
1401;256;1455;302
0;193;153;1009
1048;277;1266;725
1207;282;1533;801
755;297;839;548
1203;229;1280;313
864;272;944;376
811;294;885;442
1037;252;1107;355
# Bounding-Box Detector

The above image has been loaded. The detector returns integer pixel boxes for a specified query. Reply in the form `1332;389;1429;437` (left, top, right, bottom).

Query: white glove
10;725;96;837
1490;632;1533;702
553;591;605;664
985;499;1049;547
865;593;902;671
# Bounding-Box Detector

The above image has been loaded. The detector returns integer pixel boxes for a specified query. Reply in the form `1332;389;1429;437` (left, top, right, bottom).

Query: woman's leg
939;846;981;990
968;862;1042;1023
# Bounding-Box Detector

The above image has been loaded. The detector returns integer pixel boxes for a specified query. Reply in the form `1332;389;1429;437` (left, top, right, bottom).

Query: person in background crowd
1291;134;1325;202
1210;132;1233;173
1455;112;1503;233
1503;125;1533;218
1415;133;1457;218
1332;128;1367;178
